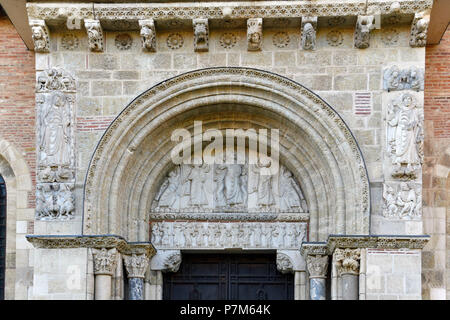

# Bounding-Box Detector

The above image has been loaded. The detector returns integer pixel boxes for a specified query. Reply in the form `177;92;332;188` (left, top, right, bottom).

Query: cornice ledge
26;234;157;257
300;242;328;256
327;234;430;252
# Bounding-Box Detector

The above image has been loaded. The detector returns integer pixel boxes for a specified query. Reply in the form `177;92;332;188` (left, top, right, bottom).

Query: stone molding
334;248;360;276
149;211;310;222
27;1;433;22
124;254;149;279
326;235;429;252
26;235;157;257
93;248;118;276
301;242;328;256
306;255;329;279
29;19;50;53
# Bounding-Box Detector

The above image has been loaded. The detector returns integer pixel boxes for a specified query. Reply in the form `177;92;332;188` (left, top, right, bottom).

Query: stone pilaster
93;248;118;300
124;254;149;300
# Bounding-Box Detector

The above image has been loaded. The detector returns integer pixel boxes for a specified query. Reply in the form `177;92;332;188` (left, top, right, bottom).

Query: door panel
163;253;293;300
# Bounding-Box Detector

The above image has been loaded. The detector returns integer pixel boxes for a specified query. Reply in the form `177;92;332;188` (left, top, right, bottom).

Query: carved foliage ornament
220;33;236;49
85;19;103;52
193;18;209;52
124;254;149;278
247;18;262;51
30;19;50;53
139;19;156;52
93;248;118;275
61;33;79;50
382;182;422;220
276;253;293;274
115;33;133;50
301;17;317;51
272;32;290;49
306;255;329;278
334;248;360;276
354;15;375;49
410;12;429;48
163;251;182;273
386;93;424;178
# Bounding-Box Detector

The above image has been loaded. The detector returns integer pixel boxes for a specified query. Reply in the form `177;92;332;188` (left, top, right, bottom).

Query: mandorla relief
152;162;308;213
386;93;424;178
382;182;421;220
35;68;76;220
151;221;307;249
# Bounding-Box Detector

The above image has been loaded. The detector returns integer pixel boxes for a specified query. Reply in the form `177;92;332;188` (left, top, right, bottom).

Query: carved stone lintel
85;19;104;52
354;15;375;49
139;19;156;52
301;17;317;51
247;18;262;51
193;18;209;52
276;252;294;274
306;255;329;279
30;19;50;53
124;254;149;279
334;248;361;276
409;12;429;47
93;248;118;276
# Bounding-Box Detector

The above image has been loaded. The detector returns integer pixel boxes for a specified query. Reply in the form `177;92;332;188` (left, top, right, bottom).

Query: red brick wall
0;16;36;207
422;26;450;300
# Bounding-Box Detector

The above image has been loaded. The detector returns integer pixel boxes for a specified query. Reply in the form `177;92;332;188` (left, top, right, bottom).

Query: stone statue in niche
382;182;421;219
39;92;72;167
302;23;316;50
386;93;423;178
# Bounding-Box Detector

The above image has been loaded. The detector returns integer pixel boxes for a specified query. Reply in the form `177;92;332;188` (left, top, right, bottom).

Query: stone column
306;255;329;300
334;248;361;300
93;248;118;300
294;271;307;300
124;253;149;300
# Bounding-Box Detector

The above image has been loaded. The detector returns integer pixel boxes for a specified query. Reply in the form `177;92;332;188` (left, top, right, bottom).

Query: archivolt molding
83;68;370;242
0;138;32;192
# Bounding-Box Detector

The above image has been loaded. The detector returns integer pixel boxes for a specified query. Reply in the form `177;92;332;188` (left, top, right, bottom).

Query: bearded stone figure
188;164;210;207
31;25;48;52
39;93;71;166
387;93;422;176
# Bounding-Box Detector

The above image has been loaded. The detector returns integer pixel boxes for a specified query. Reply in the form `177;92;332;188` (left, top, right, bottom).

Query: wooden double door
163;253;294;300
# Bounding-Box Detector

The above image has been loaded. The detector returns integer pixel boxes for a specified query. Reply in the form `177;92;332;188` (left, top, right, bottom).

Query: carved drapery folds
30;19;50;53
85;19;104;52
152;163;308;213
386;93;424;178
139;19;156;52
382;182;422;219
409;11;429;47
354;15;375;49
193;18;209;52
306;255;329;279
124;254;149;278
247;18;263;51
93;248;118;276
151;222;307;250
36;68;76;221
301;17;317;50
334;248;361;276
383;65;424;92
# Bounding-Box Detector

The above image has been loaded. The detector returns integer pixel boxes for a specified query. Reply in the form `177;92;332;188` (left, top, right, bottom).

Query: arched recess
83;68;370;242
0;138;33;299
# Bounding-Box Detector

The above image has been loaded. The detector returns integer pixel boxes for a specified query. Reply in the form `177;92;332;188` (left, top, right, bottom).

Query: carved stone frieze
93;248;118;276
151;163;308;214
85;19;103;52
151;222;307;250
306;255;329;278
30;19;50;53
409;11;429;48
139;19;156;52
301;17;317;51
124;254;149;279
149;211;309;222
386;93;424;178
354;15;375;49
334;248;361;276
383;65;424;91
382;182;422;219
247;18;262;51
193;18;209;52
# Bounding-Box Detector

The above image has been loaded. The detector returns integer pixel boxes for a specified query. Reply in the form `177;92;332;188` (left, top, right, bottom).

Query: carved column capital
30;19;50;53
247;18;262;51
193;18;209;52
139;19;156;52
306;255;328;279
301;17;317;51
85;19;104;52
354;15;375;49
334;248;361;276
93;248;118;276
124;253;149;279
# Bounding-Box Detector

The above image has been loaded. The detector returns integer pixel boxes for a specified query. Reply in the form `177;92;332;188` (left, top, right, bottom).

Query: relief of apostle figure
396;182;417;218
250;163;275;208
39;92;71;166
155;168;179;210
387;94;422;175
188;163;210;207
279;166;308;212
224;162;245;206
